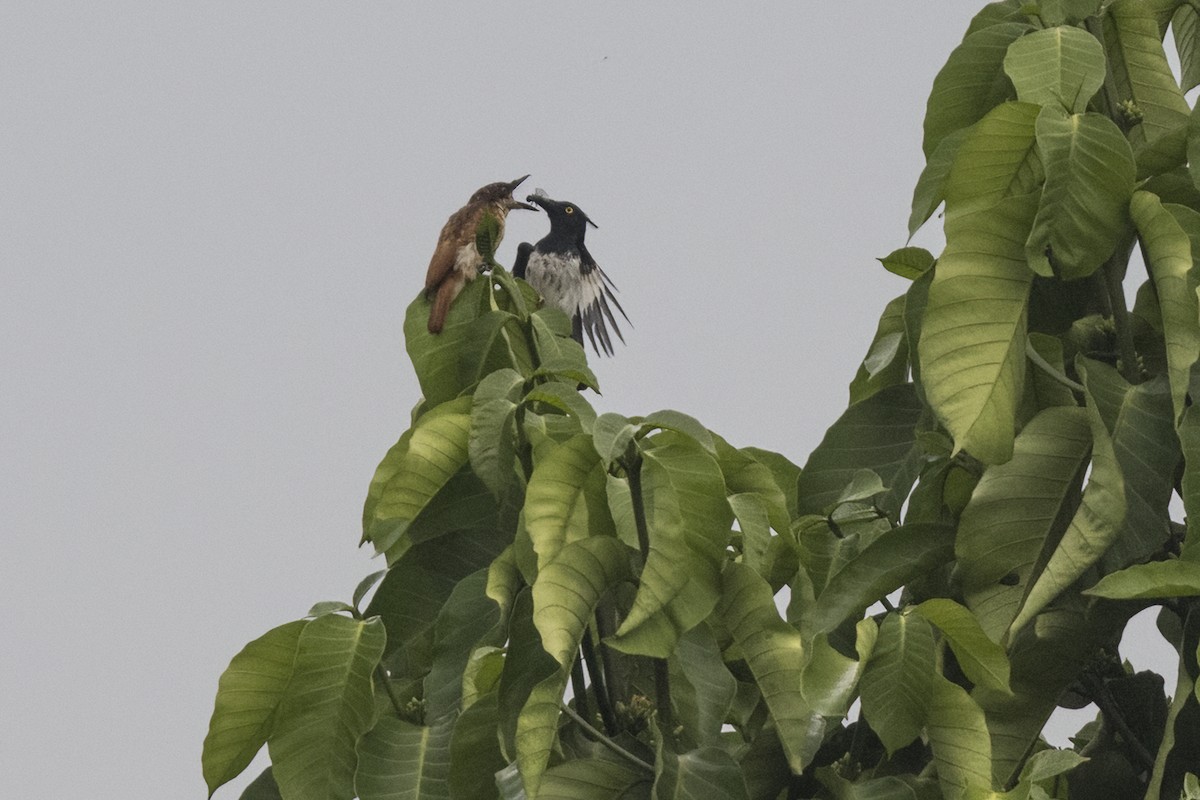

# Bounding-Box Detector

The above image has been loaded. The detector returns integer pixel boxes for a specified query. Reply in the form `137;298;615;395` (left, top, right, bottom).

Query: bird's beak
526;193;547;210
506;174;531;192
508;199;537;211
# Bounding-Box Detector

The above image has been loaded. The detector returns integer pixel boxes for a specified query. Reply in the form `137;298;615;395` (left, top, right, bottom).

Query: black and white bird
513;193;629;356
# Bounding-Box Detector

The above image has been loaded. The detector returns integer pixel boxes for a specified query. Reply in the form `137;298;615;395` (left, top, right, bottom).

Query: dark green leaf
537;759;652;799
670;623;738;745
448;692;505;800
238;767;283;800
654;741;750;800
355;716;453;800
592;412;638;467
859;613;935;753
203;620;306;797
269;615;386;800
850;294;911;405
910;128;971;238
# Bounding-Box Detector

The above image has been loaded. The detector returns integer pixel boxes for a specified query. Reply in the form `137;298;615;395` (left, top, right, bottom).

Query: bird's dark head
469;175;536;211
527;193;598;234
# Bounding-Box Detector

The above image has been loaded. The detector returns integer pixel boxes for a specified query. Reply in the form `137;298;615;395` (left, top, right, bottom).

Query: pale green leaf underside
1003;25;1106;113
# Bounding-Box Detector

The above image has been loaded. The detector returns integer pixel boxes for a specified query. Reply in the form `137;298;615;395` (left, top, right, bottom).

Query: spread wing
577;243;630;357
424;205;473;292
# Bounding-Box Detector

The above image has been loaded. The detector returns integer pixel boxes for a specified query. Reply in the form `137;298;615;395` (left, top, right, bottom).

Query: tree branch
560;702;654;773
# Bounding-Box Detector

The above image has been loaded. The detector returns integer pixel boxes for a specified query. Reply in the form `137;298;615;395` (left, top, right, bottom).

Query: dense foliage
205;2;1200;798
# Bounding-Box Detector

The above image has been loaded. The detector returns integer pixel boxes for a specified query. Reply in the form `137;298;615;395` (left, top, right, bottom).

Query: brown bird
424;175;536;333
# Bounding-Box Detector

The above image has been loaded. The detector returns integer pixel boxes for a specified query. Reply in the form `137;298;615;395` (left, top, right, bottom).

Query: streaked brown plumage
424;175;535;333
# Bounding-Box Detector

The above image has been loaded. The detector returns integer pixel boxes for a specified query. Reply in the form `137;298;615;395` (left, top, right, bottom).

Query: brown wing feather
425;204;476;294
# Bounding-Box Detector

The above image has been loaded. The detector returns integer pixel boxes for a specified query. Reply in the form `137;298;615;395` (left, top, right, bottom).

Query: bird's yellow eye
565;206;574;214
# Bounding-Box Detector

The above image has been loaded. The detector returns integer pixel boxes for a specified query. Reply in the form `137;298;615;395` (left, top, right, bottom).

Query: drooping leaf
203;620;307;797
919;192;1037;464
670;622;738;745
850;295;911;404
957;406;1091;641
268;615;386;800
1176;3;1200;92
592;412;638;467
926;675;993;800
469;368;525;497
913;599;1012;693
909;127;971;237
729;492;773;578
1003;25;1106;113
654;741;750;800
1009;359;1127;638
1103;0;1191;149
859;612;936;754
1025;109;1135;280
942;101;1042;219
447;692;505;800
1084;560;1200;599
713;435;792;534
716;562;821;773
1184;402;1200;560
738;445;802;520
1133;192;1200;425
524;434;614;571
610;434;731;657
365;396;473;555
795;383;924;516
922;23;1030;158
808;523;957;635
525;381;598;434
802;618;877;717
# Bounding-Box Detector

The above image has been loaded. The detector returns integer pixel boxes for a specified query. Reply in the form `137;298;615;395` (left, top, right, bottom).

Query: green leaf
860;613;935;753
1020;748;1088;784
878;247;935;280
1025;109;1135;280
943;101;1042;220
808;523;956;635
670;622;738;745
1178;4;1200;94
1184;402;1200;560
525;381;598;433
654;742;750;800
238;768;283;800
524;434;614;571
448;692;505;800
713;435;792;534
1003;26;1106;113
268;615;386;800
956;407;1091;641
355;716;452;800
496;590;559;764
923;23;1029;158
404;281;520;408
609;434;730;657
1103;0;1191;149
203;620;307;797
352;571;387;613
1132;192;1200;425
910;127;970;238
918;192;1037;464
1084;560;1200;598
365;397;473;555
518;537;633;799
729;492;772;578
739;446;802;519
802;619;877;718
795;384;924;516
849;295;911;405
716;563;821;773
530;312;599;391
638;409;716;454
592;412;638;467
1009;360;1127;638
913;599;1012;693
926;675;993;800
469;368;525;497
536;759;651;799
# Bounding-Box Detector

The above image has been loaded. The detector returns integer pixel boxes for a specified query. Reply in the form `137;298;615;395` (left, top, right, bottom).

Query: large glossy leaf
926;675;993;800
1175;3;1200;92
1133;192;1200;425
1009;360;1127;638
524;434;614;571
795;384;924;516
469;368;525;497
610;434;730;657
1026;109;1135;280
849;295;910;405
942;101;1042;219
654;742;749;800
1003;25;1105;113
355;716;453;800
717;563;821;773
919;192;1037;464
922;22;1029;158
268;615;386;800
1103;0;1191;149
1084;560;1200;598
669;623;738;745
913;599;1011;694
957;406;1091;641
535;758;652;800
404;280;520;408
638;409;716;455
518;537;633;799
203;620;307;796
808;523;956;635
859;612;935;754
713;435;791;534
365;397;473;556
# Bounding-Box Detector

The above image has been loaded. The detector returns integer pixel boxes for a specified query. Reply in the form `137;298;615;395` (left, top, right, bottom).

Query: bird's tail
427;280;458;333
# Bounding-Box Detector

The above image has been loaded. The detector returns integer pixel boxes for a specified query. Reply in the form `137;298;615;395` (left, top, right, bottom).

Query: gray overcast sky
0;3;1177;797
